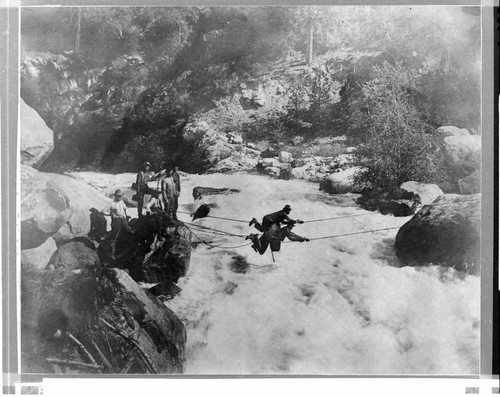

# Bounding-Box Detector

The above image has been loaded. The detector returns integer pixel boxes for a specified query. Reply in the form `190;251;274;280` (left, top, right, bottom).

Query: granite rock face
394;194;480;275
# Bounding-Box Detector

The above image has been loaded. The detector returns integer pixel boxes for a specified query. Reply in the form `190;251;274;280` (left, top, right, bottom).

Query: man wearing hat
101;189;133;260
246;220;310;255
249;204;304;233
135;161;158;217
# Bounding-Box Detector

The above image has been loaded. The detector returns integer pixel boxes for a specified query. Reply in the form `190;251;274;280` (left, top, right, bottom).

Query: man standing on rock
249;204;303;232
101;189;133;260
135;161;158;218
161;169;178;220
172;165;181;220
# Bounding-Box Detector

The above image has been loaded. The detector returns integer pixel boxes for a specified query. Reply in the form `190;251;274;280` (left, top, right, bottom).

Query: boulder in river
394;194;480;274
21;265;186;374
142;222;192;283
319;167;361;194
396;181;444;206
148;281;182;301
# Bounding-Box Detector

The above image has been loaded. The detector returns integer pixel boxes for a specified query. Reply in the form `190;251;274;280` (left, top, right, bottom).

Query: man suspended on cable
249;204;303;232
246;220;310;255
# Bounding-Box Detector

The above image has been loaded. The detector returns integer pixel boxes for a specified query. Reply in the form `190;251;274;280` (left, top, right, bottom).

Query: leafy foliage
352;62;439;192
20;6;481;173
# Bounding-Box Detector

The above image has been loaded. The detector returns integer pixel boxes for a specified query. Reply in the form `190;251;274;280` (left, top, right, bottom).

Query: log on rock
394;194;480;274
143;221;192;283
192;186;240;200
21;266;186;374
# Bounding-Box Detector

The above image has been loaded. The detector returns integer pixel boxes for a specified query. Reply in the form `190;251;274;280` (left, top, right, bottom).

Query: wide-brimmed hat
283;204;292;211
89;207;98;212
114;189;124;197
143;161;151;167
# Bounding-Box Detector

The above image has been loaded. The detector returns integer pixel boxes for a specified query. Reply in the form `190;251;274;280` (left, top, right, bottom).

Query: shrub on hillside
353;62;440;193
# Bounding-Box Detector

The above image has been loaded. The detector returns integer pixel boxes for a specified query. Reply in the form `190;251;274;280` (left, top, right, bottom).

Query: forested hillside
21;6;480;189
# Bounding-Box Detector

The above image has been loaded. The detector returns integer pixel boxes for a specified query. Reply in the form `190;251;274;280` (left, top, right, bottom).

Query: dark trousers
251;226;280;255
253;215;273;232
110;217;133;258
172;195;179;220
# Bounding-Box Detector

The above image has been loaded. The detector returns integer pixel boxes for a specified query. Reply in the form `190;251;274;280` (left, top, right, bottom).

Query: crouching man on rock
101;189;134;260
246;221;310;255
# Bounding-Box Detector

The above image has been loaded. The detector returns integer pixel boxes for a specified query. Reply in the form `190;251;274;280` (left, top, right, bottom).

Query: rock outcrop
21;237;58;270
20;98;54;168
22;166;112;248
142;222;192;283
397;181;444;206
47;241;100;271
21;265;186;374
394;194;480;274
458;169;481;195
21;165;73;250
357;181;443;217
435;126;481;193
47;173;112;244
319;167;361;194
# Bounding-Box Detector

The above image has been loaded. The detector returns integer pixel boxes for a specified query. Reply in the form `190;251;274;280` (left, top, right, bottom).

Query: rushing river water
161;172;480;375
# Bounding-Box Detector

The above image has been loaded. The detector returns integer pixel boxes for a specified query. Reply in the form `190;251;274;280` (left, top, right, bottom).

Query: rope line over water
283;226;401;242
179;196;480;250
179;196;480;225
186;226;253;249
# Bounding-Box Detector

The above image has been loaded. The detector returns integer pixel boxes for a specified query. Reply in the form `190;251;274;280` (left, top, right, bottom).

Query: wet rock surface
394;194;480;274
21;266;186;374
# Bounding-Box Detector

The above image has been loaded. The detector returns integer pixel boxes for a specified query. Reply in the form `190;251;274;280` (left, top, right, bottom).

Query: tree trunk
75;8;81;53
307;22;314;65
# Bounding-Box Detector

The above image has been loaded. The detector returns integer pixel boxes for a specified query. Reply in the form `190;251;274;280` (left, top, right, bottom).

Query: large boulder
142;223;192;283
204;141;234;164
47;241;100;271
258;158;281;169
331;153;356;171
20;98;54;168
207;155;259;174
435;126;481;186
47;173;111;244
21;165;73;250
319;167;361;194
21;266;186;374
182;120;210;142
398;181;444;206
21;237;58;270
441;134;481;172
436;126;471;137
279;151;293;163
394;194;480;274
458;169;481;195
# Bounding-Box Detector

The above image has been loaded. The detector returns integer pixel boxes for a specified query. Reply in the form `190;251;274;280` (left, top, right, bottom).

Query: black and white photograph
4;2;498;389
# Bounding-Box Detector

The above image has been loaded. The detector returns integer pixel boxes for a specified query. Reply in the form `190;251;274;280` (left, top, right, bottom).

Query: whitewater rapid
163;172;480;375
